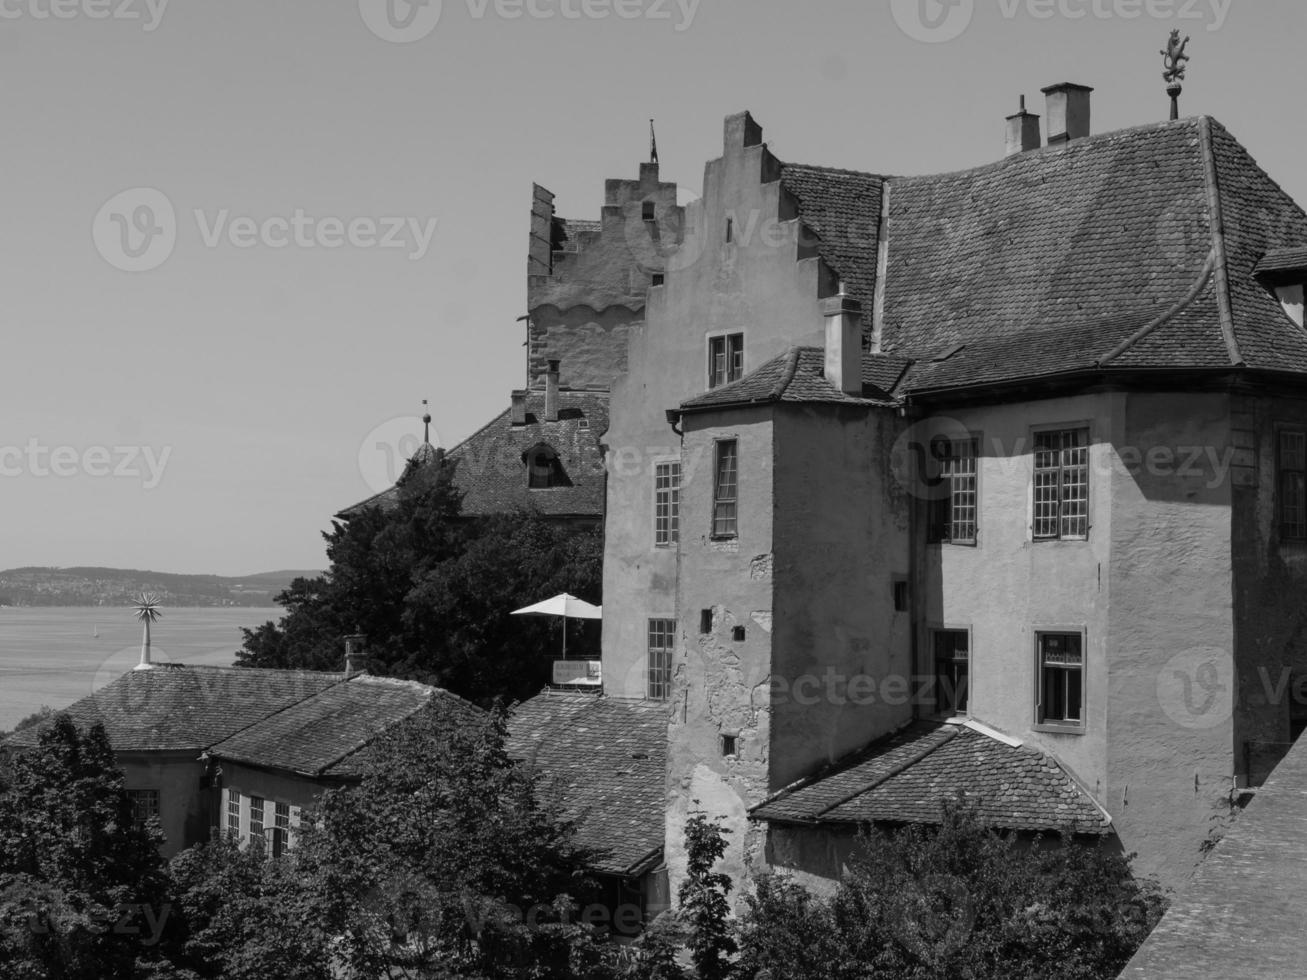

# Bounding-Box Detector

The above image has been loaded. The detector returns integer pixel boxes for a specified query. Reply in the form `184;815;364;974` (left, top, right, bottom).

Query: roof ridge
769;346;804;401
203;673;350;753
1096;248;1219;366
1199;115;1245;367
312;692;435;777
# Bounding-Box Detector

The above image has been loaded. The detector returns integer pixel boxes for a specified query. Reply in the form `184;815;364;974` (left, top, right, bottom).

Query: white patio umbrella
510;592;602;658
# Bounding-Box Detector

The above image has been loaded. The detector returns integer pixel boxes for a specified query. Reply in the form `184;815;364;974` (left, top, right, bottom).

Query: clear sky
3;0;1302;576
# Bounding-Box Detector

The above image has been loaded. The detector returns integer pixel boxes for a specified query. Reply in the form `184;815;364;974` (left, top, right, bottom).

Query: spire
649;118;659;165
1161;30;1190;121
422;399;432;445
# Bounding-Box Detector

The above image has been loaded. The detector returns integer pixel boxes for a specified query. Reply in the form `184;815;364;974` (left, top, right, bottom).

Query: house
584;86;1307;898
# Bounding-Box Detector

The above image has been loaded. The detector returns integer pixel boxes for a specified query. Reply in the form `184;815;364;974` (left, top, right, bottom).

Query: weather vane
1161;30;1191;121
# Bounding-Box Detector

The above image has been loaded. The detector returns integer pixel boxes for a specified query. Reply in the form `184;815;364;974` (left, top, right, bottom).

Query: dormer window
1255;248;1307;328
523;444;570;489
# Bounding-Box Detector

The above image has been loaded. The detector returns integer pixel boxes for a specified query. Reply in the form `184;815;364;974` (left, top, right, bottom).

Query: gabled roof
338;390;608;521
678;347;906;414
1122;735;1307;979
751;721;1110;836
2;666;341;753
506;692;667;877
207;675;482;779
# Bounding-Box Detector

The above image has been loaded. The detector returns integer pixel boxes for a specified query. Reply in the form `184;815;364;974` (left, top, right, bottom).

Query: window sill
709;534;739;542
1032;722;1086;736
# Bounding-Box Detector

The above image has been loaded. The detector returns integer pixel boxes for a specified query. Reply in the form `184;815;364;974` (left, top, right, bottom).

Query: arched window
523;444;570;489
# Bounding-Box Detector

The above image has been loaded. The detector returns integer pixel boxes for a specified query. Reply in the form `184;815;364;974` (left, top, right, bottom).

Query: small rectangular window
226;789;241;837
647;619;676;701
893;580;909;612
927;438;979;545
708;334;744;389
726;217;734;242
1033;429;1089;540
931;630;969;716
654;462;681;548
721;734;738;757
249;795;266;853
652;273;665;286
712;440;738;538
642;201;656;221
126;789;160;828
699;609;713;634
1037;632;1084;728
272;802;291;858
1278;430;1307;541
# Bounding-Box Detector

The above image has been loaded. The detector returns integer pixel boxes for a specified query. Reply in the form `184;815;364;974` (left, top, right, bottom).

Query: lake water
0;607;283;731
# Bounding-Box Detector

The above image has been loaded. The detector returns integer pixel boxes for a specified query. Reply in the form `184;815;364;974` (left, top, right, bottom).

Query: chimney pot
545;360;560;422
344;635;367;678
1042;82;1093;146
821;295;863;397
1005;95;1042;155
511;390;528;426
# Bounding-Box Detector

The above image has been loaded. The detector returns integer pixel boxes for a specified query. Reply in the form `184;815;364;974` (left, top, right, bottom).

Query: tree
0;715;172;979
678;812;736;980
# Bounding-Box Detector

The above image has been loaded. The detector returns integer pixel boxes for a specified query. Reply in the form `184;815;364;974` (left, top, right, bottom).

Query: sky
2;0;1303;576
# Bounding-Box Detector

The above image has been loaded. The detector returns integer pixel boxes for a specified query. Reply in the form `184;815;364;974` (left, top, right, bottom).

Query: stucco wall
120;752;209;858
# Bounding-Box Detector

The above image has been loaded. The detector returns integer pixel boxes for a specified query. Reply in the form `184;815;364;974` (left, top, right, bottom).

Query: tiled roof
1255;245;1307;277
506;692;667;876
208;675;482;779
1121;735;1307;979
2;666;341;753
751;721;1110;836
339;390;608;521
679;347;902;413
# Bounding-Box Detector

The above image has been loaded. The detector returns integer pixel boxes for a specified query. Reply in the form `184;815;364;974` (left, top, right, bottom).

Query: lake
0;607;283;732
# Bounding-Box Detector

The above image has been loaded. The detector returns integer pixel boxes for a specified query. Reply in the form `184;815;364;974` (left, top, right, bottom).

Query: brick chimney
344;634;367;678
511;390;528;426
1006;95;1041;155
545;360;560;422
1043;83;1093;146
822;293;863;397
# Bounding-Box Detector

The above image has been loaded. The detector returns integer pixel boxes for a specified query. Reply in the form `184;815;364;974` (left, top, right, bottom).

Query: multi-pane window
655;462;681;547
249;795;266;853
1037;632;1084;728
226;789;241;837
1033;429;1089;540
1278;430;1307;541
712;440;738;538
932;630;969;716
647;619;675;701
708;334;744;388
271;802;291;858
126;789;159;827
927;438;978;544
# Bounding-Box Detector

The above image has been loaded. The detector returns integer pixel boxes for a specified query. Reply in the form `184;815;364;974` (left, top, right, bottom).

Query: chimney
344;634;367;678
511;390;528;426
822;293;863;397
1005;95;1041;155
545;360;560;422
1042;83;1093;146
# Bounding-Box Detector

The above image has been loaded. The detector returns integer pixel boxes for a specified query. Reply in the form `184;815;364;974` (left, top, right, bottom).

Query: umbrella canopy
510;593;602;620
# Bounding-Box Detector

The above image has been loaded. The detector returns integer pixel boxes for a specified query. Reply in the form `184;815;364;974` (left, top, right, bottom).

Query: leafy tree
678;811;736;980
0;715;171;979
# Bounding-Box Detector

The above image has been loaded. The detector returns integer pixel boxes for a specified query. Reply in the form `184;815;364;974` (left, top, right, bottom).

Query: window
932;630;969;716
525;445;570;489
126;789;159;827
654;462;681;547
712;440;738;538
1037;632;1084;729
927;438;978;544
732;626;746;642
249;795;266;853
652;273;665;287
720;734;738;757
893;580;909;612
647;619;675;701
1033;428;1089;540
226;789;241;837
699;609;713;634
708;334;744;388
271;802;291;858
642;201;656;221
726;217;734;243
1278;430;1307;541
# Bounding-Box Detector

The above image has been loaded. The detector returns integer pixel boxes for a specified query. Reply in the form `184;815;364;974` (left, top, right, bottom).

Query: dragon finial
1161;29;1190;85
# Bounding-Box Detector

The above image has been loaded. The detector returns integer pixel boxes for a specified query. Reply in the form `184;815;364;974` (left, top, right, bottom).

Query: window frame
710;438;739;539
525;444;568;490
1031;425;1091;542
926;436;980;546
928;626;971;719
1033;628;1087;734
1276;426;1307;543
126;788;160;828
249;795;266;853
226;788;241;838
707;332;745;389
647;618;676;702
653;459;681;549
